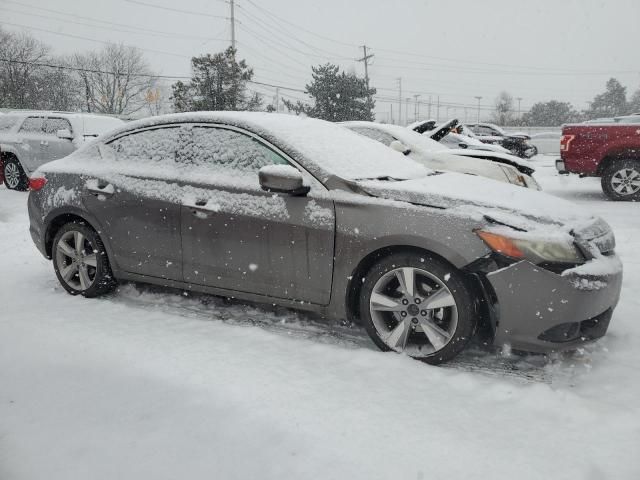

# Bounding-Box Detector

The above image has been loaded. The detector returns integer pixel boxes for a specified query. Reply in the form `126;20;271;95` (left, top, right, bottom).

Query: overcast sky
2;0;639;122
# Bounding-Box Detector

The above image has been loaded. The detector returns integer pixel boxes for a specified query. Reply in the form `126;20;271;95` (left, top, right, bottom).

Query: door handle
40;140;49;147
190;200;211;218
87;183;114;198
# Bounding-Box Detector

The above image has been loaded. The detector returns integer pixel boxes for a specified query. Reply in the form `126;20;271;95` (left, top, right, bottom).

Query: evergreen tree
521;100;579;126
586;78;628;118
284;63;376;121
171;47;261;112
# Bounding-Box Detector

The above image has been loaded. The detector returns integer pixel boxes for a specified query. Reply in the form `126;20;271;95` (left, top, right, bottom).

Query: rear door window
18;116;44;133
107;127;180;165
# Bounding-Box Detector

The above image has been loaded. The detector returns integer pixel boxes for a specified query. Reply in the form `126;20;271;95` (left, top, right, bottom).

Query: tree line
2;27;638;126
491;78;640;127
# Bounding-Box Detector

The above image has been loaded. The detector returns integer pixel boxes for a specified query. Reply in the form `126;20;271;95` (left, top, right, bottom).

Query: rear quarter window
44;118;73;135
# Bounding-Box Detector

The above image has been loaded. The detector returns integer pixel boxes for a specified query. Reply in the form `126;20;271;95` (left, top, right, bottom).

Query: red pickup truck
557;120;640;200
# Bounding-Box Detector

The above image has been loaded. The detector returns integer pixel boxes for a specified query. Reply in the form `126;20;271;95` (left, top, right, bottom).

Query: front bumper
485;258;622;353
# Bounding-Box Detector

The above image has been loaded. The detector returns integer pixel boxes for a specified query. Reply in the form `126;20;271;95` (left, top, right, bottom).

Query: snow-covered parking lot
1;156;639;479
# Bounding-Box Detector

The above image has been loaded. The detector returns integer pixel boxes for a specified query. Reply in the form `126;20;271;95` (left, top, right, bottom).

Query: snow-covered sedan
28;112;622;364
343;121;540;189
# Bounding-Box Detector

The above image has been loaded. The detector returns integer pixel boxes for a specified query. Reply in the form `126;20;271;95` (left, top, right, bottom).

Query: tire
601;159;640;201
359;252;476;365
3;157;28;191
52;221;116;297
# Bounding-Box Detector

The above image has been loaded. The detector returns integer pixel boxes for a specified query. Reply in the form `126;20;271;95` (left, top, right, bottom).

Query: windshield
0;115;20;132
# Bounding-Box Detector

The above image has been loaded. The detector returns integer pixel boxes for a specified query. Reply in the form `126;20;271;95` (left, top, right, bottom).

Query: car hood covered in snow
357;171;596;231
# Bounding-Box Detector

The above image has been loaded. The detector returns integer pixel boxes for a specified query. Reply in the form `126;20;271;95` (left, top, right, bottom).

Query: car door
16;116;47;173
179;125;335;305
44;117;76;160
81;126;183;281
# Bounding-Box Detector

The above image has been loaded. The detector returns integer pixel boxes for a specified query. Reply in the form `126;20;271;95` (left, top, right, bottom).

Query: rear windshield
0;115;20;132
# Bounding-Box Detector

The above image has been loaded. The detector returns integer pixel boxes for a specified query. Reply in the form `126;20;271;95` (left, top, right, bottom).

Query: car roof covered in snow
89;111;430;182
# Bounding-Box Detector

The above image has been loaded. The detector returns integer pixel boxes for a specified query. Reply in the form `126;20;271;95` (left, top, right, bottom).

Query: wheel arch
344;245;469;325
44;209;115;266
596;148;640;176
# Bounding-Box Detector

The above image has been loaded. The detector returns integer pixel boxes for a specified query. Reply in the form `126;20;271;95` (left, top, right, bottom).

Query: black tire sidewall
3;158;28;191
601;159;640;201
359;252;476;365
52;222;115;297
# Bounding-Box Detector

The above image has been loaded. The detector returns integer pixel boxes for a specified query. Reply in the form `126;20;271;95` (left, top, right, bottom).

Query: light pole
516;97;523;120
413;94;420;122
474;96;482;123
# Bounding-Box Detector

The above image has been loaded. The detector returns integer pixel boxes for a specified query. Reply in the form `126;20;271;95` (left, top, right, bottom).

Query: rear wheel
601;159;640;201
3;157;28;191
359;252;476;365
52;222;116;297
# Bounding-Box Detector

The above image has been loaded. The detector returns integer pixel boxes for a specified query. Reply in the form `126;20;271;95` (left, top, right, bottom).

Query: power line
0;0;218;41
124;0;229;19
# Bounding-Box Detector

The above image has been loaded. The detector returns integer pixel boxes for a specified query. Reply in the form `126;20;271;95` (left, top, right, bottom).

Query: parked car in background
0;111;124;190
409;118;511;154
28;112;622;364
557;120;640;200
467;122;538;158
343;121;540;189
529;132;561;155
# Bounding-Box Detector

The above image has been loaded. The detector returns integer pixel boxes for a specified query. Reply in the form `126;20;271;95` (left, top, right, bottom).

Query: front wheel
359;252;477;365
52;222;116;297
601;159;640;201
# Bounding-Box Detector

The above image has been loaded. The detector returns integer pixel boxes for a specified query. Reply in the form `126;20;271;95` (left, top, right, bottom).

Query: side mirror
56;128;73;140
259;165;310;196
389;140;411;156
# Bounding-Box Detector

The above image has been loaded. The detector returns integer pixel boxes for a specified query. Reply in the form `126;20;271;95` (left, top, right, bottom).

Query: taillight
28;177;47;191
560;134;575;152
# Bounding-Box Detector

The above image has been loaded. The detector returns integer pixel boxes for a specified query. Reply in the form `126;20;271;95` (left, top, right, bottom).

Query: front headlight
476;230;584;264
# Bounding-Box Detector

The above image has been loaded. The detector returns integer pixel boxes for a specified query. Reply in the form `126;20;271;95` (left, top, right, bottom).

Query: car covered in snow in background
0;111;124;190
409;118;511;155
467;122;538;158
343;121;540;190
28;112;622;364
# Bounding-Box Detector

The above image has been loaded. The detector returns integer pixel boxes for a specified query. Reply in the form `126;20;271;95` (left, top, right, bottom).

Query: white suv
0;111;124;190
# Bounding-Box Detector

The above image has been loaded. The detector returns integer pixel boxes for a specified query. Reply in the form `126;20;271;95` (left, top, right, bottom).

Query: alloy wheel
54;230;98;291
4;162;20;189
369;267;458;355
610;168;640;196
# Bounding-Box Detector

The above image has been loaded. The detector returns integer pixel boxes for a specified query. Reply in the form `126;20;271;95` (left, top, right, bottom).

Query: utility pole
516;97;523;119
436;96;440;122
428;95;432;118
230;0;236;50
275;87;280;112
397;78;402;125
474;96;482;123
413;94;420;122
357;45;374;89
390;104;394;124
406;97;411;125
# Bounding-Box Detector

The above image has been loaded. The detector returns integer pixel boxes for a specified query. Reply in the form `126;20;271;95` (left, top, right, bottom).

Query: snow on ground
1;156;639;479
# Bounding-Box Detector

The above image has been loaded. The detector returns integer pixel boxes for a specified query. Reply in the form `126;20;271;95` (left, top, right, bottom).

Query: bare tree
73;44;157;115
491;91;515;126
0;28;50;108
